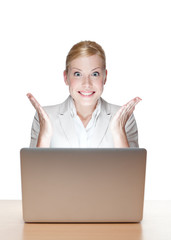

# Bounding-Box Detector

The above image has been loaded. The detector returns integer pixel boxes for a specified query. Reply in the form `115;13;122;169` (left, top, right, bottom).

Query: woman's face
64;54;107;108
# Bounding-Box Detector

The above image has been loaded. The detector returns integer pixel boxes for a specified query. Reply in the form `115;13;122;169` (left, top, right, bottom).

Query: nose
82;75;93;88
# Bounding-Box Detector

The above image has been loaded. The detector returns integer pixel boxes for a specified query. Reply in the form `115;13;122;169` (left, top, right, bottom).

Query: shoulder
100;98;121;115
42;96;70;117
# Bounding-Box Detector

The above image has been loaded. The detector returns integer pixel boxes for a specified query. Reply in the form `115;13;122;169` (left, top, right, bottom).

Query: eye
74;72;81;77
91;71;100;77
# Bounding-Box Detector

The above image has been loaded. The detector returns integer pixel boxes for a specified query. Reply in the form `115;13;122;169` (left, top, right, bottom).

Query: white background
0;0;170;200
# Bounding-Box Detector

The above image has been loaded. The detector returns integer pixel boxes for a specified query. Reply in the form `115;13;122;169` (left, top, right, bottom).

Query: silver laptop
20;148;147;223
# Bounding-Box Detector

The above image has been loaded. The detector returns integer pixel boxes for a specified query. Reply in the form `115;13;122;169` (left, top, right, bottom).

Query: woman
27;40;141;148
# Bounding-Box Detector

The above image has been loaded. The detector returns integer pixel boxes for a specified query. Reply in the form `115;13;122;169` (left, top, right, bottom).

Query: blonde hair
65;40;106;73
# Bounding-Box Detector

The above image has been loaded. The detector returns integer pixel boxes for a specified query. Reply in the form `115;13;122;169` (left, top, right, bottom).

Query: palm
27;93;52;138
110;97;141;132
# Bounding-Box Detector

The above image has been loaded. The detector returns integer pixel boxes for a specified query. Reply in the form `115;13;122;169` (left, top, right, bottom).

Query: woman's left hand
110;97;142;147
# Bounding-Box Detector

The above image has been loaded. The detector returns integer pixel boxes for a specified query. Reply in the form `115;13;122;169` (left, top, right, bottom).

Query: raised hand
27;93;52;147
110;97;141;147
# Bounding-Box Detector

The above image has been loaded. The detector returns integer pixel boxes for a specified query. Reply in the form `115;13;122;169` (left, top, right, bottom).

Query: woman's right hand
27;93;52;147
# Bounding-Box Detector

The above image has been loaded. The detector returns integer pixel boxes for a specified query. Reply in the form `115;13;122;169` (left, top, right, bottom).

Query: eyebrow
71;67;101;71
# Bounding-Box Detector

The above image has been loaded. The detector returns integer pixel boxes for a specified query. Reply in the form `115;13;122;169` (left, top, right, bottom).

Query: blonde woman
27;40;141;148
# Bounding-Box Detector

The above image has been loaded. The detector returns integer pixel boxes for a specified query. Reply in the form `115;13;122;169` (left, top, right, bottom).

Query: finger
26;93;47;118
121;103;136;123
113;105;127;120
122;97;141;116
27;93;41;109
122;106;135;126
120;97;141;126
125;97;141;110
124;100;139;116
114;97;141;119
27;93;38;107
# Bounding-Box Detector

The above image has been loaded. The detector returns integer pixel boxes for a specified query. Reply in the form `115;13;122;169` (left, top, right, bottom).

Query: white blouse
69;97;101;148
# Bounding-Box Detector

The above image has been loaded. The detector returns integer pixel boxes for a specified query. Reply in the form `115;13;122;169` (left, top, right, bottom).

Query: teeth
80;92;94;96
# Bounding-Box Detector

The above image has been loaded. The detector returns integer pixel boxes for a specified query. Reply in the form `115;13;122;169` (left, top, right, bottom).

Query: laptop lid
20;148;147;222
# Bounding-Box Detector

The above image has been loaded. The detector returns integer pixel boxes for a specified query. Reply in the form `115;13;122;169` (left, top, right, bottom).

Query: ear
63;70;69;86
104;69;107;85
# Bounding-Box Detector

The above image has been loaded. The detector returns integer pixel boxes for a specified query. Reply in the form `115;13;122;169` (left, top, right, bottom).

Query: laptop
20;148;147;222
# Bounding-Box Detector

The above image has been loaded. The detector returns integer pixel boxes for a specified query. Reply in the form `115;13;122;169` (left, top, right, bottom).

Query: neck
74;101;98;120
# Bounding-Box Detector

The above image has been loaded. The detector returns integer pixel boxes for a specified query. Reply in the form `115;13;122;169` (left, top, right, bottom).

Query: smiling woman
27;40;141;148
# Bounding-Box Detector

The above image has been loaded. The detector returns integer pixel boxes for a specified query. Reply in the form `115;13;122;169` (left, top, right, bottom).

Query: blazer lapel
90;98;112;147
58;96;79;147
59;112;79;147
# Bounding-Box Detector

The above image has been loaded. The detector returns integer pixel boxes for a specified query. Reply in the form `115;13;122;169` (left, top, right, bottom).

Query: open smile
78;91;95;97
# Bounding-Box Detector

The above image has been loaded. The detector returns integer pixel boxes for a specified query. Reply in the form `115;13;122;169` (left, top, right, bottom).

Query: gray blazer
30;96;139;148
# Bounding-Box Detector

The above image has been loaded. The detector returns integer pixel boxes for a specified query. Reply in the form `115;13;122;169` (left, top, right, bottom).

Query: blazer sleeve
125;113;139;147
29;112;40;147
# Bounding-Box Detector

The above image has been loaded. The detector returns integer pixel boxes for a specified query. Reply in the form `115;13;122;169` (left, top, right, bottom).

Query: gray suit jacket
30;96;139;148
